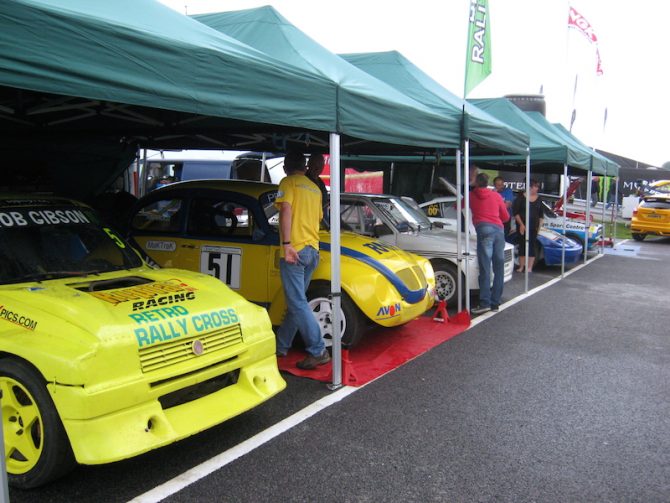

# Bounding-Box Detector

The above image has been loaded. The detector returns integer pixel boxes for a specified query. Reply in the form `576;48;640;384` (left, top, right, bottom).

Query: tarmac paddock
10;240;670;503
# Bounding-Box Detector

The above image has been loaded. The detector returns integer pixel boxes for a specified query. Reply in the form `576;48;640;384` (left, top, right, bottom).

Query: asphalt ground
10;238;670;502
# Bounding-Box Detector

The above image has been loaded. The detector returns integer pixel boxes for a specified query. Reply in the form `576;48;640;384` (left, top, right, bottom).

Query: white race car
339;193;514;303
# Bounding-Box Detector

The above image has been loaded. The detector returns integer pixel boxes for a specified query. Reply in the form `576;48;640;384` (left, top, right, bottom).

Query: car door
131;193;272;307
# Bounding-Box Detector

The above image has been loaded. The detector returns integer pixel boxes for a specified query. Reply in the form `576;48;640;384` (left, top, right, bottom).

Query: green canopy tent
523;112;612;177
339;51;529;156
551;123;619;177
193;6;462;151
469;98;593;174
0;0;460;200
0;0;342;198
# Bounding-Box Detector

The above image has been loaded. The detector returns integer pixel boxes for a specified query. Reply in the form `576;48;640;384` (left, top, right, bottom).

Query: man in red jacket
469;172;510;315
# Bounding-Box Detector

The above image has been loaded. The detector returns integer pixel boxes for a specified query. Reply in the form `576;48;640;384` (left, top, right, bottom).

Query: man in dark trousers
469;173;510;315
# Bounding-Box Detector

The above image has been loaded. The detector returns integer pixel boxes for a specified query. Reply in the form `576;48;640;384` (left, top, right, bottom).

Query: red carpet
277;310;470;387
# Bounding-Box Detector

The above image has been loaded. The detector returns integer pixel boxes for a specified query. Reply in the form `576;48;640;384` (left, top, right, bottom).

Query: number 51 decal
200;245;242;289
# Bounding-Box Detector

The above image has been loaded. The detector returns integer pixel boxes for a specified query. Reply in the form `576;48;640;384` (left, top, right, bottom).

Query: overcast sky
158;0;670;167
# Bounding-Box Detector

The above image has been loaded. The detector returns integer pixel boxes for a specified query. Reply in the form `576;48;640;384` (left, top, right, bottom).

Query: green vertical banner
464;0;492;97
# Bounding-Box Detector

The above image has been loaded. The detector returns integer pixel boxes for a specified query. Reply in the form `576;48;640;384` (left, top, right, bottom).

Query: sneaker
296;350;331;370
470;305;490;315
490;305;499;312
276;350;287;358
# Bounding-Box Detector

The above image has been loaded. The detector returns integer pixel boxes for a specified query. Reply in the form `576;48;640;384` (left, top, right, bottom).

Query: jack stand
432;298;449;323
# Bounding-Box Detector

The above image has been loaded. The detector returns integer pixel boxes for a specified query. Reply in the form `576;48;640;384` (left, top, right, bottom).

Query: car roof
152;179;278;199
419;196;456;206
342;193;406;200
0;194;86;208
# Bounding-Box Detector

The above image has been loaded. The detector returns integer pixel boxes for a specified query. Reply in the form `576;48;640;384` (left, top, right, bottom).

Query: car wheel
307;284;365;348
566;233;584;250
0;358;76;489
430;260;460;304
632;233;645;242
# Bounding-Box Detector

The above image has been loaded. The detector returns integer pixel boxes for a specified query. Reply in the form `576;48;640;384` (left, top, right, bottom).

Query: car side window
187;198;253;238
131;198;183;232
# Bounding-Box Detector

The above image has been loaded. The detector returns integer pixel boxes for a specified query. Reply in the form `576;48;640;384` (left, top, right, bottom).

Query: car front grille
139;324;244;373
504;248;513;263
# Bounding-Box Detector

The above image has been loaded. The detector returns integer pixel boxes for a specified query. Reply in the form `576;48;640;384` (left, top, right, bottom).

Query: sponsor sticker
376;303;401;320
145;240;177;252
0;305;38;331
90;279;197;306
130;307;240;348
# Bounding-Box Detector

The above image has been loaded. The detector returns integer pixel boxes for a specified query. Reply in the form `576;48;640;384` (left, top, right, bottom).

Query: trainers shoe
276;350;287;358
296;350;331;370
471;305;490;315
490;305;499;312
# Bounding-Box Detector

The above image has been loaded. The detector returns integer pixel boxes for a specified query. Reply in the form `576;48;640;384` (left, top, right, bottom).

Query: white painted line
130;255;603;501
128;386;358;503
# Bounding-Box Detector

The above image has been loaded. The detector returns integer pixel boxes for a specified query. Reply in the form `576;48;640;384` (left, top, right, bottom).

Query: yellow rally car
0;195;285;488
128;180;436;347
630;193;670;241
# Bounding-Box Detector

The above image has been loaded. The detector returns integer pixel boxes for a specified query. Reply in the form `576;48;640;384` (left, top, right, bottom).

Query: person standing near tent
590;176;600;207
513;179;544;273
306;153;329;213
600;176;611;208
274;151;330;370
494;175;514;238
468;173;510;315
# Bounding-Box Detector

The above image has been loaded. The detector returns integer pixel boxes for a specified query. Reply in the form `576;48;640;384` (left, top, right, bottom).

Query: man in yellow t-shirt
274;151;329;370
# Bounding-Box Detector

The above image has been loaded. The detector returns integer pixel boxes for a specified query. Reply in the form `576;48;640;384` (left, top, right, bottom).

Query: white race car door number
200;245;241;289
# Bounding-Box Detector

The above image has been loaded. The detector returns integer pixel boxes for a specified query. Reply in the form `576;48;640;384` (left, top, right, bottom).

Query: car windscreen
372;197;432;232
641;198;670;209
0;205;142;284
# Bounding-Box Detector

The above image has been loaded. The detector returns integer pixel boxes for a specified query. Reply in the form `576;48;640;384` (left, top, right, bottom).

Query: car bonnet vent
69;276;153;292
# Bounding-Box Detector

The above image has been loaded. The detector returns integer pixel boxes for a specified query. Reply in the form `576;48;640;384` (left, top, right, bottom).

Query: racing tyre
0;358;75;489
631;233;645;242
431;260;460;304
566;233;584;250
307;283;365;348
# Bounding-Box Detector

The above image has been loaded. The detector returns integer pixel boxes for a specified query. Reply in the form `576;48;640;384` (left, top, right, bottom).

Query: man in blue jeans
468;173;510;315
275;151;330;370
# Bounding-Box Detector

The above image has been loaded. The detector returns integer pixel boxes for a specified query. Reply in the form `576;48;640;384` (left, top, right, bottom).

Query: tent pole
456;149;463;313
328;133;342;390
561;164;568;277
261;152;267;182
464;140;471;313
584;172;593;263
611;175;619;246
140;147;149;196
524;151;530;293
600;176;606;254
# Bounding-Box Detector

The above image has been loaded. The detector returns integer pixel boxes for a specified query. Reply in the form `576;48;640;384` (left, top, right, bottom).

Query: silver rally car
339;193;514;303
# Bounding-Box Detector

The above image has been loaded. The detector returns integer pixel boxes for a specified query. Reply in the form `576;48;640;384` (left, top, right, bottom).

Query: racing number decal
426;204;440;217
200;245;241;289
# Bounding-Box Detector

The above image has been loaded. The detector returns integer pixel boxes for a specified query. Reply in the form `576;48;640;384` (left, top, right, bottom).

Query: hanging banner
568;5;604;76
464;0;491;97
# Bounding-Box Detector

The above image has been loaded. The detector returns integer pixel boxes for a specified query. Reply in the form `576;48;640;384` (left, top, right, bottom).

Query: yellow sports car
128;180;436;347
630;194;670;241
0;195;285;488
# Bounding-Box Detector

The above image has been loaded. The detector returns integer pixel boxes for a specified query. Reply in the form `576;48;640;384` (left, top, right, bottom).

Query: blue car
510;227;583;266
